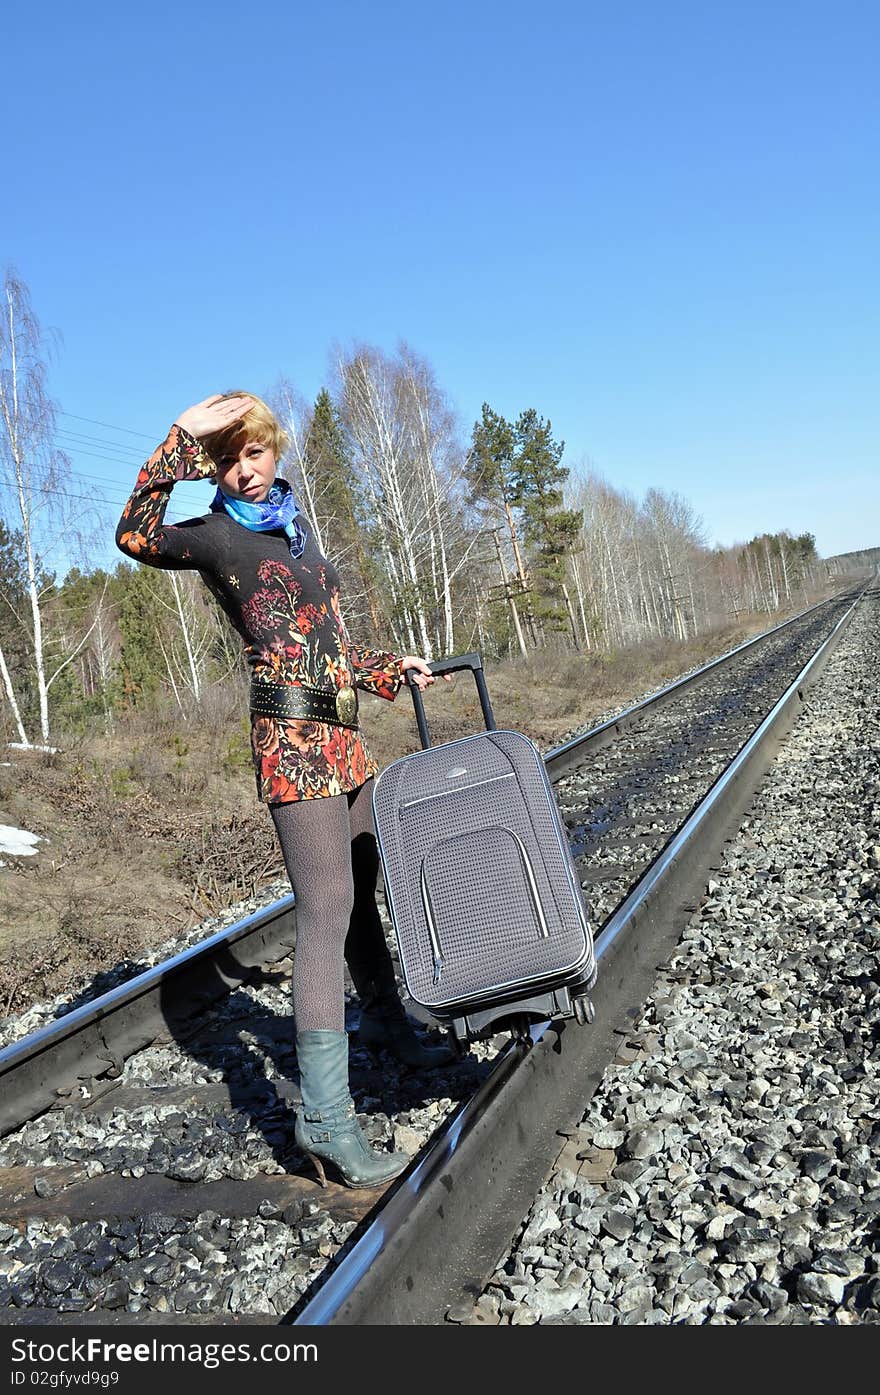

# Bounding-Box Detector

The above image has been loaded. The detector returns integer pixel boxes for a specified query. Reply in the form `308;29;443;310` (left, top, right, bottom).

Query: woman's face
214;439;276;503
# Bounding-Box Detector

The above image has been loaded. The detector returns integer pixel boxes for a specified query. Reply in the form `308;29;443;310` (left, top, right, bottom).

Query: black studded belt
249;680;359;729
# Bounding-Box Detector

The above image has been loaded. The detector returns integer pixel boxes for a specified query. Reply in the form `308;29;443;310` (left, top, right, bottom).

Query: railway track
0;583;870;1325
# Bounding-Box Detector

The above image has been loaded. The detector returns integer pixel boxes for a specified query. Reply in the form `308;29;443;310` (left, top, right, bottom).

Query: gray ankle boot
294;1030;408;1189
356;991;456;1069
349;963;456;1069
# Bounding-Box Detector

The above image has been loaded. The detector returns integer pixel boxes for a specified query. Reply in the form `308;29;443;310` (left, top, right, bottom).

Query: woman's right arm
115;394;249;569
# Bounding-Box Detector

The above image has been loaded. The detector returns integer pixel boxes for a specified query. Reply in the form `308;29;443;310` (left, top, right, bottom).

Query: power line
0;477;210;523
2;410;215;572
58;426;145;451
59;447;152;472
57;430;145;460
58;410;156;441
17;451;211;496
54;424;214;492
4;424;215;499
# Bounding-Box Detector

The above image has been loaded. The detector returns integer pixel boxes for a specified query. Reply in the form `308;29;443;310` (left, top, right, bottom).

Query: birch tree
339;344;473;658
396;345;476;655
155;570;237;710
90;589;118;732
47;566;117;731
0;270;99;745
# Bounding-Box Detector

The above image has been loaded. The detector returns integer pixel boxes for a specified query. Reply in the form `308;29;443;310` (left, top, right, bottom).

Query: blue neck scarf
210;478;306;558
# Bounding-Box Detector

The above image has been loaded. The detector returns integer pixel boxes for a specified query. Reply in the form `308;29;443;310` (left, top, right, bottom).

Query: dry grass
0;726;282;1017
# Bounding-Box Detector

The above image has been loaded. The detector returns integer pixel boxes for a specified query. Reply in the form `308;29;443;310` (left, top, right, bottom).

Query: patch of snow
0;825;43;856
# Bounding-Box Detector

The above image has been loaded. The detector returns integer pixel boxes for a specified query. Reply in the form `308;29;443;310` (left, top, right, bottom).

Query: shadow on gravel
158;943;492;1177
51;959;151;1021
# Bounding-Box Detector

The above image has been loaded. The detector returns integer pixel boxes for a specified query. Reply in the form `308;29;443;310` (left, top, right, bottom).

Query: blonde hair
201;390;290;464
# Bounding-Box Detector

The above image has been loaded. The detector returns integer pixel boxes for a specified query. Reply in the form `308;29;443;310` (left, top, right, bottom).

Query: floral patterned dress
116;424;403;803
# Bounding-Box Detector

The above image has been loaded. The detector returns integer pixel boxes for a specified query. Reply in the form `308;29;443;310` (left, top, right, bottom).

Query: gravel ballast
470;591;880;1325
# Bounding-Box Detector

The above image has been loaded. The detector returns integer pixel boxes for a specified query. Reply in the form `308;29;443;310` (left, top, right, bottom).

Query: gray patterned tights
270;778;390;1031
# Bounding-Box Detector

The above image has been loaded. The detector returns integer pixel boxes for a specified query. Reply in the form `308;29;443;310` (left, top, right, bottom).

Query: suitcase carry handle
405;651;497;749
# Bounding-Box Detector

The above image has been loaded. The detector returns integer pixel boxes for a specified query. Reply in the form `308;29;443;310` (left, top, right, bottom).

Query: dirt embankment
0;601;841;1020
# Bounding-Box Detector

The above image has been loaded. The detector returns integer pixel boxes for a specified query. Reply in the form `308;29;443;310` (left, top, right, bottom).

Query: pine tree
465;404;535;650
510;409;582;637
306;389;355;534
465;404;516;510
305;388;385;640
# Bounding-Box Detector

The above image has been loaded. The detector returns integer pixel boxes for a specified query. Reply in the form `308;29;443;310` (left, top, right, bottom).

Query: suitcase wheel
573;994;595;1026
508;1014;534;1044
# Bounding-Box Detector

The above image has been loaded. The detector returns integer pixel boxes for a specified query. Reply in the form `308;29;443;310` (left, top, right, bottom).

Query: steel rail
0;587;857;1140
545;587;854;776
289;584;868;1324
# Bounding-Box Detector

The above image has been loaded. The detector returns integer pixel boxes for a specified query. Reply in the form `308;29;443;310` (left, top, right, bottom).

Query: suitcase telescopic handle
405;651;497;749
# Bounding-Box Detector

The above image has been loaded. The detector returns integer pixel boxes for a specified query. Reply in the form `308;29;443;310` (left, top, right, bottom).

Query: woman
116;391;452;1189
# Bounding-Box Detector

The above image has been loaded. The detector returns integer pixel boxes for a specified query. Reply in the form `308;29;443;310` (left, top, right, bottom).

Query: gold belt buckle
335;685;357;724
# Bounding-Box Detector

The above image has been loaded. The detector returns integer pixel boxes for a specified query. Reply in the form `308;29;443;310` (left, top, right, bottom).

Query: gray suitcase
372;653;597;1044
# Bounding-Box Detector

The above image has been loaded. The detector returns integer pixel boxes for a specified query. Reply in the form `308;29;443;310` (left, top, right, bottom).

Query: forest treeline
825;546;880;575
0;271;831;746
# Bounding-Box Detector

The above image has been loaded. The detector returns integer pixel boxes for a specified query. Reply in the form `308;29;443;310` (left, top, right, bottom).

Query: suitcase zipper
419;864;445;984
399;770;515;813
506;827;550;940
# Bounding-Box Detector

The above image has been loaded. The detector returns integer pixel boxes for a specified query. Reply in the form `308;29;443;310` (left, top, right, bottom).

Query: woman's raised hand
400;655;452;692
175;394;252;439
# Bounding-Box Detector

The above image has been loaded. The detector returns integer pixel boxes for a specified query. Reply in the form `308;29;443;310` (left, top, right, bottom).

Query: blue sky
2;0;877;573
